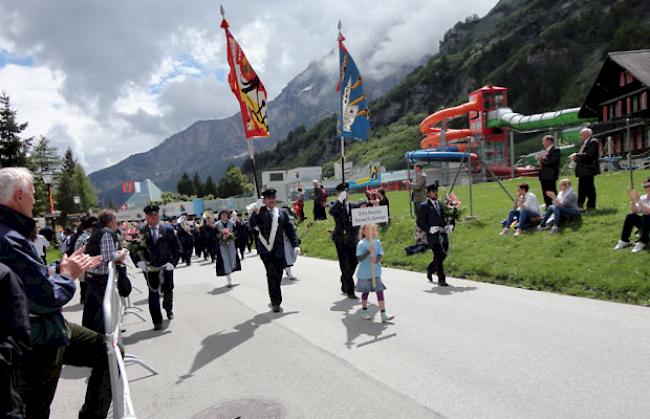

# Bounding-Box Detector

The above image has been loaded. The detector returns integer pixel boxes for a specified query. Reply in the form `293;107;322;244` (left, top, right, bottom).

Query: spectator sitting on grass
613;177;650;253
538;178;581;234
499;183;541;237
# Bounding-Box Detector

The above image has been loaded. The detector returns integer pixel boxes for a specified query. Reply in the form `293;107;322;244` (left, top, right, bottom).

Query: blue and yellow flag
337;31;370;141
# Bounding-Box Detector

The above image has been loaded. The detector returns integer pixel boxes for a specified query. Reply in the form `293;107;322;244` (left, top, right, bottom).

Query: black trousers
261;255;284;306
181;250;192;266
17;322;112;419
578;176;596;209
146;269;174;325
81;273;109;334
428;234;449;283
540;179;557;207
334;240;358;295
1;344;22;419
621;213;650;243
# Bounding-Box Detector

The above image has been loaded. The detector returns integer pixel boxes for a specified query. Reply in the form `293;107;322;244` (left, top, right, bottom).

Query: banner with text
351;206;389;227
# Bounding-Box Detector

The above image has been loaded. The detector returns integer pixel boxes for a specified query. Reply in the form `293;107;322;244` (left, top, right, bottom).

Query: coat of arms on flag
337;30;370;141
221;18;269;138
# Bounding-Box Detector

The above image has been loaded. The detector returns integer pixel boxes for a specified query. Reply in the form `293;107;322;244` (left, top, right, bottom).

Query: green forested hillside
248;0;650;174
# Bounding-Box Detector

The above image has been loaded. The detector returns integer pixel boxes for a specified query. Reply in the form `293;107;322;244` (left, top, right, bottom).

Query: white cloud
0;0;497;172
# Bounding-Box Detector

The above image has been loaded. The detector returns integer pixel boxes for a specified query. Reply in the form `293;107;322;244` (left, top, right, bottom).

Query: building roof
579;49;650;118
609;49;650;87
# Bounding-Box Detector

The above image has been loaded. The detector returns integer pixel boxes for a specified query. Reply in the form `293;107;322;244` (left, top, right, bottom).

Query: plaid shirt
88;232;119;275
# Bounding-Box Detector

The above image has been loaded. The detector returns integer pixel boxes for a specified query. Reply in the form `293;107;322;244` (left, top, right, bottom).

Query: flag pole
247;137;261;198
338;20;346;189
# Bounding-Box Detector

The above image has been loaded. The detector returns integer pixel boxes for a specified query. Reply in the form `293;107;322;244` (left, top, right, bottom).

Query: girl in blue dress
355;224;394;322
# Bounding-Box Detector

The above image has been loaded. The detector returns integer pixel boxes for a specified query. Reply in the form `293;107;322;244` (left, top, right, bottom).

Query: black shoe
153;323;163;330
427;272;433;282
272;305;282;313
347;293;359;300
166;310;174;320
438;281;449;287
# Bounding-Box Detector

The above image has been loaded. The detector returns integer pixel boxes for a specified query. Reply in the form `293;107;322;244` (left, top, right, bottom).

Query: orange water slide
419;100;480;150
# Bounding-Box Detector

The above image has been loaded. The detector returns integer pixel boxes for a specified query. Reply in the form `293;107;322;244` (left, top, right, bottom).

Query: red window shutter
626;71;634;84
616;100;622;118
642;91;648;110
620;71;626;87
627;97;631;114
602;106;608;122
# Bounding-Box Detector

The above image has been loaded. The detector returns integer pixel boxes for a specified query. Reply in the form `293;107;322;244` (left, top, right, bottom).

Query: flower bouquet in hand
219;227;236;243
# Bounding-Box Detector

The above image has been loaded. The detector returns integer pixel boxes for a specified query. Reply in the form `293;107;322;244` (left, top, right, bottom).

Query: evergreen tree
72;165;97;212
176;172;195;196
55;147;77;219
217;165;253;198
0;92;32;167
28;136;60;216
204;175;218;197
192;172;204;197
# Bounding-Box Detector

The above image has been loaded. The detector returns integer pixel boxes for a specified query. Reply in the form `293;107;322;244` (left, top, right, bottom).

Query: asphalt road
52;252;650;418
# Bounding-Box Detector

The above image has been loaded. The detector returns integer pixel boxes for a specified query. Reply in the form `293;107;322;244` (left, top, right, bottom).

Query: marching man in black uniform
249;189;300;313
416;183;454;287
330;182;360;299
137;205;181;330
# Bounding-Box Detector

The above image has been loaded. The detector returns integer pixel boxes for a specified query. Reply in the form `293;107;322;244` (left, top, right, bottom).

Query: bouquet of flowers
219;227;236;243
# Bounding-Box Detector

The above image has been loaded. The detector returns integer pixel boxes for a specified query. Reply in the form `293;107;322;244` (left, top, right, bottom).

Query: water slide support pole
441;118;449;185
509;130;515;179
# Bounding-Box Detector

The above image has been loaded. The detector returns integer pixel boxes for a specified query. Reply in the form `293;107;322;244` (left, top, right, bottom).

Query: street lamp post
42;171;55;214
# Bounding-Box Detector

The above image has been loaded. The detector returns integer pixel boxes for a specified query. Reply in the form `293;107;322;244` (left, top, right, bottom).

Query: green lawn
298;169;650;305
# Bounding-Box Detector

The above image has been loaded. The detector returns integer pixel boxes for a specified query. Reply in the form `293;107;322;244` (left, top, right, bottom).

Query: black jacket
329;200;361;247
139;223;181;267
575;137;601;177
538;146;561;181
416;199;452;246
249;206;299;260
0;205;75;348
0;263;30;362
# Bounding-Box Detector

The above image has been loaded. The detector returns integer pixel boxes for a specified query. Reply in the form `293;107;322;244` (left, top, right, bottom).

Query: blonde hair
359;223;378;241
559;178;571;187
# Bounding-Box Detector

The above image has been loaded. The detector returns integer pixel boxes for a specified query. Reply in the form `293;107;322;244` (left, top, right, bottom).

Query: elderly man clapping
0;167;114;419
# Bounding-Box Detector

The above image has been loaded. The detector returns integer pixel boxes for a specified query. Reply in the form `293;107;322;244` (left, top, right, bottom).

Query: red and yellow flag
221;18;270;138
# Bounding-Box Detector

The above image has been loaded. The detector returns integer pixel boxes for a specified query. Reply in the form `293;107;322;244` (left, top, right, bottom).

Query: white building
261;166;322;202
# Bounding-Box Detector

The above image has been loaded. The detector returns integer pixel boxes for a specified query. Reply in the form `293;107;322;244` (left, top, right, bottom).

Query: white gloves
162;262;174;271
136;261;147;273
294;247;301;258
429;226;440;234
338;191;347;203
445;224;454;233
255;199;264;210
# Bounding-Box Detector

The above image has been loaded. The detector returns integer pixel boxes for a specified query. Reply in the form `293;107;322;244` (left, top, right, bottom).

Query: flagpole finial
338;20;342;32
220;5;225;18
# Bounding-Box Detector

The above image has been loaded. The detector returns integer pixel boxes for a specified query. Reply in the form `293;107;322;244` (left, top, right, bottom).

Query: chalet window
641;91;648;110
632;95;639;113
615;100;622;118
609;104;615;119
626;97;631;114
626;71;634;84
269;173;284;182
620;71;626;87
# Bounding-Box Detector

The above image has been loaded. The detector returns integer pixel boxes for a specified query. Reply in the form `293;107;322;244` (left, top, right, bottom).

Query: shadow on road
280;277;299;286
208;285;239;295
330;297;396;349
423;285;477;295
122;327;172;345
176;311;298;384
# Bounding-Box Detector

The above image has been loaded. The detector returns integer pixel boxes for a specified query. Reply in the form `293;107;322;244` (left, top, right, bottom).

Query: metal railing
103;260;159;419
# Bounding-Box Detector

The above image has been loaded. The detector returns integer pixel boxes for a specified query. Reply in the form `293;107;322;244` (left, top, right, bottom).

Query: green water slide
488;107;595;166
487;107;588;131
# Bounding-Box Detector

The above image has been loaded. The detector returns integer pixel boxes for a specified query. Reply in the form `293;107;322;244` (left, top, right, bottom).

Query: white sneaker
631;242;647;253
499;228;508;236
381;311;395;323
613;240;631;250
550;226;559;234
361;310;372;320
